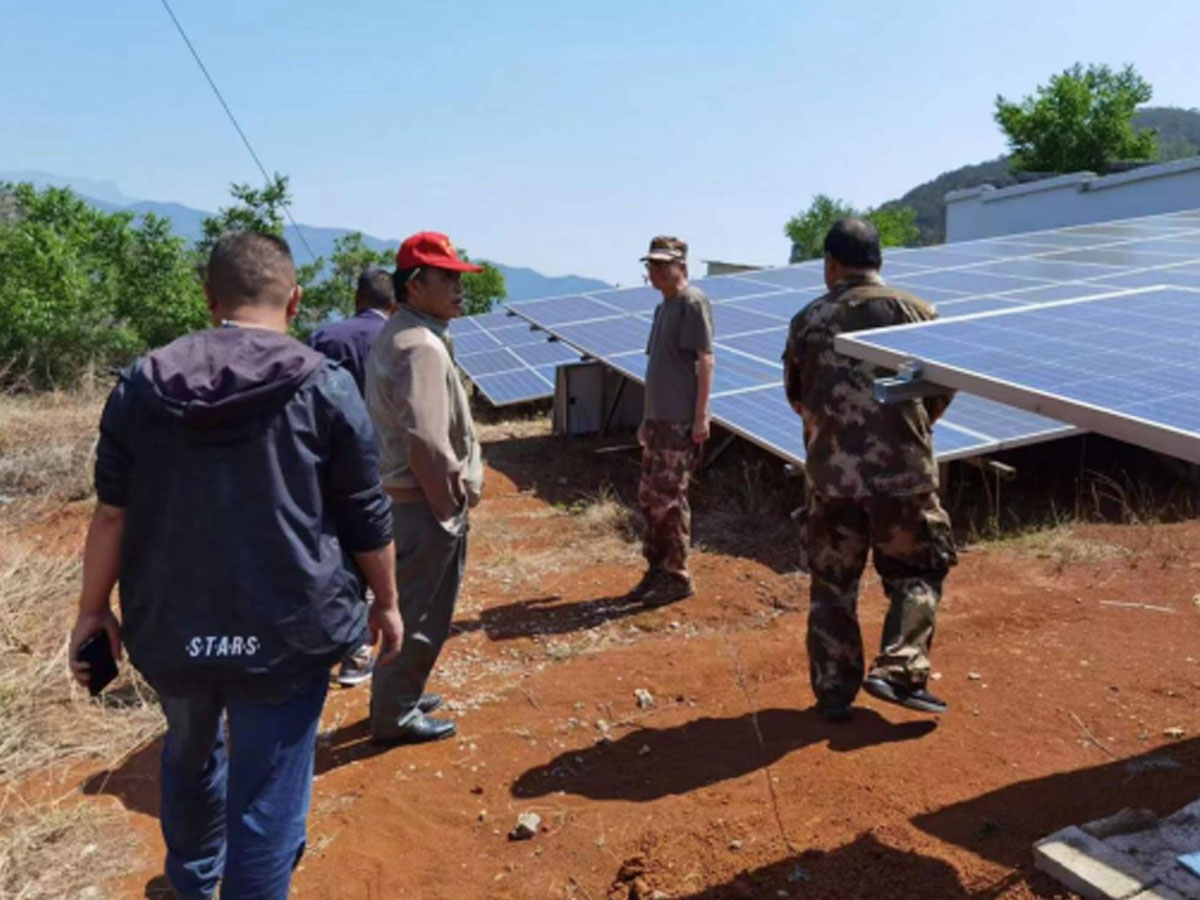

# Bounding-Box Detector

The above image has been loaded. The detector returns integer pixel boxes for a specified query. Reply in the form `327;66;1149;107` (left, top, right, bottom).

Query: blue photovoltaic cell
934;297;1030;317
689;275;784;300
513;295;622;326
485;207;1200;461
473;368;553;404
709;387;807;463
717;327;788;362
1089;269;1200;290
712;304;787;337
724;291;812;322
453;310;582;405
937;394;1074;444
453;330;501;355
734;266;826;290
970;258;1122;281
888;247;998;268
708;353;781;396
835;287;1200;462
587;285;661;313
1038;248;1190;267
553;316;653;357
606;351;647;382
505;340;583;367
893;269;1045;295
465;310;524;331
987;282;1113;304
457;348;523;376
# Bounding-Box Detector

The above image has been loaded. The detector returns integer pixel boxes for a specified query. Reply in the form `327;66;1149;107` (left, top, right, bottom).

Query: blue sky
2;0;1197;284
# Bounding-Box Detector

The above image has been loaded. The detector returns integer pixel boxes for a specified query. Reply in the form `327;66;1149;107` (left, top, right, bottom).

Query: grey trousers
369;501;468;737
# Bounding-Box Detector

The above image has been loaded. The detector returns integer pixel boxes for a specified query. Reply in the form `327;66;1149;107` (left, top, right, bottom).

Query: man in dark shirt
782;218;956;722
310;268;395;393
624;235;715;607
68;233;403;900
310;268;396;687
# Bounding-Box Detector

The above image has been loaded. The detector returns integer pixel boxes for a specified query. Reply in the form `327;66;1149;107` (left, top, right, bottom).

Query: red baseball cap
396;231;484;273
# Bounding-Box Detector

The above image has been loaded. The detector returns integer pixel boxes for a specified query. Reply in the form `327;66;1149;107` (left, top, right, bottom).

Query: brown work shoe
624;567;662;602
641;571;694;608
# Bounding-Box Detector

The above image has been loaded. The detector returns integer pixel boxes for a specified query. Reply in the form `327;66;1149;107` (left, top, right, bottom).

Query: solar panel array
836;284;1200;465
449;309;584;405
459;208;1200;464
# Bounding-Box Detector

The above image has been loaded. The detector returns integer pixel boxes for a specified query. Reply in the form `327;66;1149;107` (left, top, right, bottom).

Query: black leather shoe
863;675;947;714
417;693;443;713
373;712;457;745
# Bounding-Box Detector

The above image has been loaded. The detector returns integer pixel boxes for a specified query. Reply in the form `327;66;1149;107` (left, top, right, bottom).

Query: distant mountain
0;173;610;302
881;106;1200;245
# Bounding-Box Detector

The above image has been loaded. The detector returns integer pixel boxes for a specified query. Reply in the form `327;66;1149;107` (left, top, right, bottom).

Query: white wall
945;157;1200;242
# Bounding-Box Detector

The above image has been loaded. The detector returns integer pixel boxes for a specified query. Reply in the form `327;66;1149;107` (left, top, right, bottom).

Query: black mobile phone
76;630;118;697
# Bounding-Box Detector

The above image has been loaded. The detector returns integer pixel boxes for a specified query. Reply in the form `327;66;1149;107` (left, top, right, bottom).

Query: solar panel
835;287;1200;464
450;309;583;406
506;208;1200;464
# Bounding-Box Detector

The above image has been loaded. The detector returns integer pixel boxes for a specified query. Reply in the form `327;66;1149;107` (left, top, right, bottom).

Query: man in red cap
364;232;485;744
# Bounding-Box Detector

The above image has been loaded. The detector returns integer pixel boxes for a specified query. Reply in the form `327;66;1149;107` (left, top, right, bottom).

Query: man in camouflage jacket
782;218;956;720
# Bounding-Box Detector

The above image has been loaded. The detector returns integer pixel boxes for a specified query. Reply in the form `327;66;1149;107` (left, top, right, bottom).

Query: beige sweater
365;305;483;526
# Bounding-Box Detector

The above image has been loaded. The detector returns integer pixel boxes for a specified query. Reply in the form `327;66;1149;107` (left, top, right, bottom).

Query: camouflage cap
640;235;688;263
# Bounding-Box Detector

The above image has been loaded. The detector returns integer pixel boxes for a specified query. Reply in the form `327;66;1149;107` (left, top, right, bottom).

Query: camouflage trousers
806;490;956;709
638;421;698;577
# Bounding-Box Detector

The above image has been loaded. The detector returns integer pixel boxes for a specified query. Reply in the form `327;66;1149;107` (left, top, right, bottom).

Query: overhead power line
157;0;318;263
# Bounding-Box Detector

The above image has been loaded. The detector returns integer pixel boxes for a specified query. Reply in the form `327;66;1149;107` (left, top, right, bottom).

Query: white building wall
945;157;1200;242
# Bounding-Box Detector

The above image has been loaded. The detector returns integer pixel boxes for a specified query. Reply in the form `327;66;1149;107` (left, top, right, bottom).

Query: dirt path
81;429;1200;900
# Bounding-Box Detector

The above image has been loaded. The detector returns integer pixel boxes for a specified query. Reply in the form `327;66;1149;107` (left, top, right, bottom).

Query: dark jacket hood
134;326;325;427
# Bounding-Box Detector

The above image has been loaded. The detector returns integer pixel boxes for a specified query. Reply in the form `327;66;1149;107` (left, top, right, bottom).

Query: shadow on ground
512;706;936;802
452;591;687;641
81;737;162;817
629;831;1061;900
482;426;806;574
911;736;1200;871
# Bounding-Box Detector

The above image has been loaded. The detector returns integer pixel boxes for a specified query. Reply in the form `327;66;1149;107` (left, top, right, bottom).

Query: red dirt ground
60;429;1200;900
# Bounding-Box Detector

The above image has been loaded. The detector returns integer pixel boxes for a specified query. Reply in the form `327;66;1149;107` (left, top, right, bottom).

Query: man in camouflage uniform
625;236;715;606
783;218;956;721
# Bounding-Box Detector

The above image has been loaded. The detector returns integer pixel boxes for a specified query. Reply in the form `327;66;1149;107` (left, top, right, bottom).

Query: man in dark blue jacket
310;268;395;687
310;268;395;393
68;232;403;900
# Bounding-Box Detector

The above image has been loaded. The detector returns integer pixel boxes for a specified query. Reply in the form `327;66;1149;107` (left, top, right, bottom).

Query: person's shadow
511;706;936;802
452;592;681;642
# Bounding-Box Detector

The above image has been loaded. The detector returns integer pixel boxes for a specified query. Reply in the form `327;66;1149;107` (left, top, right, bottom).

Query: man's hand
68;609;122;688
691;417;710;444
637;422;649;447
368;600;405;666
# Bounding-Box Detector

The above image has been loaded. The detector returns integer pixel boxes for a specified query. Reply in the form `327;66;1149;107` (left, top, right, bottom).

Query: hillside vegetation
884;106;1200;245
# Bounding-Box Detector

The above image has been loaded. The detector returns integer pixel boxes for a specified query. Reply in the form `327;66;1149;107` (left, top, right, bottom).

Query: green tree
297;232;393;337
458;251;507;315
784;194;920;263
197;173;326;332
197;173;291;257
994;63;1157;174
0;183;205;387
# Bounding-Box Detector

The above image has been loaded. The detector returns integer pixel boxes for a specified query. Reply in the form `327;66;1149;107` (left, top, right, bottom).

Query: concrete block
1129;887;1188;900
1084;809;1160;839
1035;826;1156;900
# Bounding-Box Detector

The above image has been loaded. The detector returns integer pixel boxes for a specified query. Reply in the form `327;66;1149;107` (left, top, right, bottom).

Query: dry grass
0;390;162;898
567;483;640;543
0;795;138;900
987;523;1133;570
0;391;105;511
